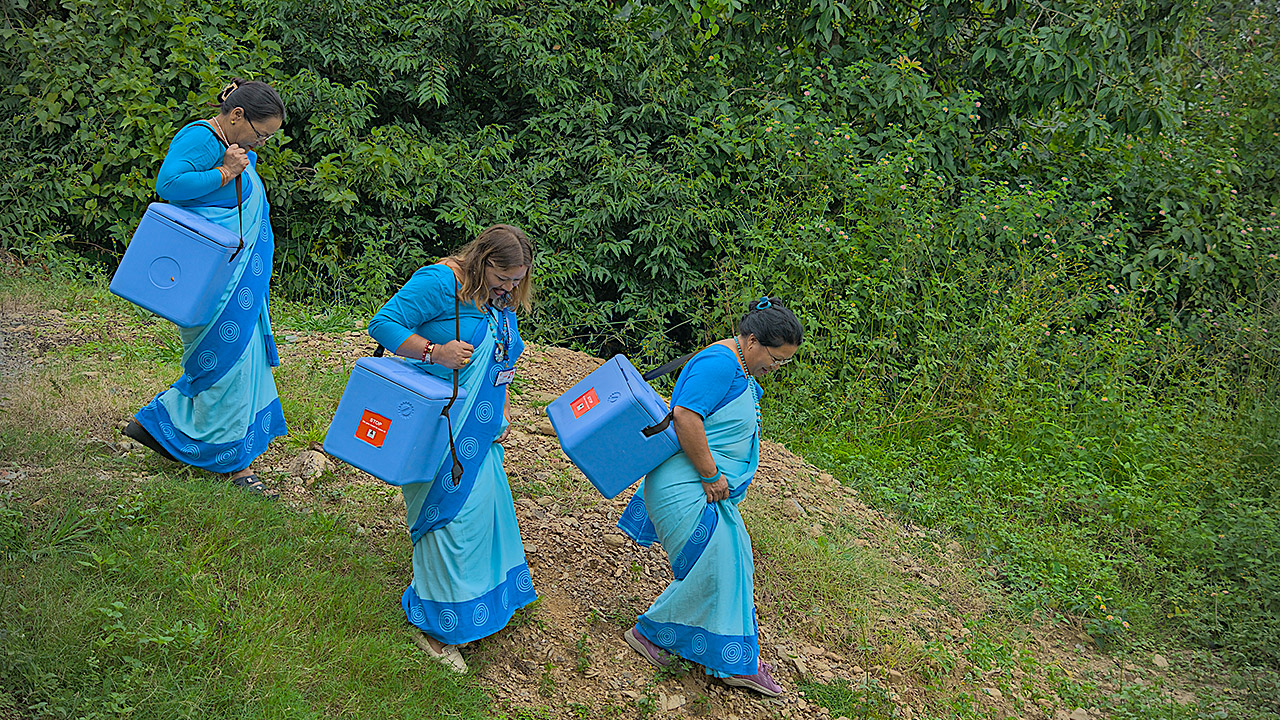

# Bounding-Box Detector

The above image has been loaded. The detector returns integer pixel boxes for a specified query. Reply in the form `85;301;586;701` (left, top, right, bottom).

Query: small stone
660;693;686;711
886;669;905;685
290;450;329;484
785;498;805;518
1069;709;1091;720
1151;653;1169;669
603;534;626;547
792;656;808;675
982;687;1002;699
110;355;124;361
533;420;556;436
535;496;555;507
807;523;824;538
82;371;100;379
854;538;870;547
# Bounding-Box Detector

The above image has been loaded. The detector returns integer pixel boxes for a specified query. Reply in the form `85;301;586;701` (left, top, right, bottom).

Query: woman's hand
495;416;511;443
432;340;475;370
222;144;249;176
702;475;729;503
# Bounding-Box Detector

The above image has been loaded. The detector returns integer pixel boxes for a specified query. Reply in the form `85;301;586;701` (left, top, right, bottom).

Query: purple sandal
724;660;784;696
624;627;675;668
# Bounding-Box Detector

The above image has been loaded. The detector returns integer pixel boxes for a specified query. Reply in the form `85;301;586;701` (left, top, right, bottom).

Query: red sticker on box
570;388;599;418
356;409;390;447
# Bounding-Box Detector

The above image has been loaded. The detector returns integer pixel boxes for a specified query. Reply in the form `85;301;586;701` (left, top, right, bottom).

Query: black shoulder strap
195;122;245;263
639;351;696;438
440;276;464;484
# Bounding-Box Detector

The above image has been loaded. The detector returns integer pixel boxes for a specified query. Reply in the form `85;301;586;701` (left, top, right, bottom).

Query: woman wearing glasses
125;78;288;497
619;297;802;697
367;225;536;674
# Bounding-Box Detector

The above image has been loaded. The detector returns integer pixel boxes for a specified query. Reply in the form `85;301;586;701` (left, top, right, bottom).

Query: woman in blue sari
367;225;537;674
125;78;288;496
619;297;803;696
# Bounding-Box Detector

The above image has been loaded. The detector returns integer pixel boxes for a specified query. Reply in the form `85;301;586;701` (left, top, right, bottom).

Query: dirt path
0;302;1223;720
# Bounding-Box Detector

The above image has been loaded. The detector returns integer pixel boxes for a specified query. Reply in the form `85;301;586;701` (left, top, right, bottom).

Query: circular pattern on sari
691;633;708;656
238;287;254;310
198;350;218;371
472;603;490;626
475;401;494;424
218;321;239;343
721;642;744;665
656;627;677;647
438;609;458;632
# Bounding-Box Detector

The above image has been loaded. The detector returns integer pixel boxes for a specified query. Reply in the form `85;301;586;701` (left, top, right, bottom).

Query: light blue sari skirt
619;384;762;677
135;164;286;472
401;326;536;645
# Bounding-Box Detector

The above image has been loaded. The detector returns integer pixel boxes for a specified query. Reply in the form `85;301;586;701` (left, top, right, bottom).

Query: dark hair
446;224;535;312
217;77;286;123
736;296;803;347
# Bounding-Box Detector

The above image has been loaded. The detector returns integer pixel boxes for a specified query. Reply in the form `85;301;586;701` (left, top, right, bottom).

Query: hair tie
755;296;772;311
219;82;238;101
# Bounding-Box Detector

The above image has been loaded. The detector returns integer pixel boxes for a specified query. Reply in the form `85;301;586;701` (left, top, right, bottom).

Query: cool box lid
354;356;467;401
144;202;243;250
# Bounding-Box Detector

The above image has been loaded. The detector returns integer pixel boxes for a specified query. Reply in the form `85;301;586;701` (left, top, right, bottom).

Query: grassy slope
1;271;1276;720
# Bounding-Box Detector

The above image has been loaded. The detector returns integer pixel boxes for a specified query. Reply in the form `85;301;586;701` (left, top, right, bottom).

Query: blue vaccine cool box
323;357;467;486
547;355;680;499
110;203;243;328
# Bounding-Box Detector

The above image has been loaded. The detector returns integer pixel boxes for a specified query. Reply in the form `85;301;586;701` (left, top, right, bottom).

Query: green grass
0;470;491;719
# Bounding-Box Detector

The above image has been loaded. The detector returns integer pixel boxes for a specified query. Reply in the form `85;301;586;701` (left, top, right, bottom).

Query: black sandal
230;473;277;498
123;419;179;462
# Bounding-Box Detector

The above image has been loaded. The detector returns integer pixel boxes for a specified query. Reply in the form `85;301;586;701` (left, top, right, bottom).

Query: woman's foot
122;419;178;462
624;626;675;668
230;469;276;498
412;631;467;674
724;660;784;696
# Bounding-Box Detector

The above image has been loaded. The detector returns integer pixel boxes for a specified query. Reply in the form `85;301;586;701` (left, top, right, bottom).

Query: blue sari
134;123;286;471
618;371;763;677
369;265;537;645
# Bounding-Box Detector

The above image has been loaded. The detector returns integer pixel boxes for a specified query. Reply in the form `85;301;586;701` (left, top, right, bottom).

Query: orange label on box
356;409;390;447
570;388;599;418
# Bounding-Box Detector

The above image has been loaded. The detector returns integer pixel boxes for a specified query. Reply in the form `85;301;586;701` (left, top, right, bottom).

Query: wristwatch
422;340;436;364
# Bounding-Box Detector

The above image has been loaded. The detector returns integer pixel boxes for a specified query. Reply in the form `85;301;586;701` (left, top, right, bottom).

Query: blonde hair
445;224;535;312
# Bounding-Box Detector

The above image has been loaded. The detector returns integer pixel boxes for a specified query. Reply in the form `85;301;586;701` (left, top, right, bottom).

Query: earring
230;120;236;125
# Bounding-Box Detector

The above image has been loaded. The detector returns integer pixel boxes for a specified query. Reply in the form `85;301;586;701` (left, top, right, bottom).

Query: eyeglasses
762;345;794;367
245;116;274;142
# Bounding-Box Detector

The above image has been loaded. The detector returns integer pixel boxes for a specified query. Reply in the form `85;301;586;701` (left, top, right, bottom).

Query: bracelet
217;166;232;187
699;469;722;484
421;340;436;363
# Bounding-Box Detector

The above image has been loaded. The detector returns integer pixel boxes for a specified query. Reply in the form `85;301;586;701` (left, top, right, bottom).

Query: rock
807;523;824;538
82;371;100;379
1152;653;1169;669
109;355;123;361
533;419;556;436
982;687;1002;699
854;538;870;547
1069;709;1091;720
603;534;626;547
535;496;555;507
785;498;805;518
791;656;808;675
886;669;905;685
659;693;686;711
290;450;329;484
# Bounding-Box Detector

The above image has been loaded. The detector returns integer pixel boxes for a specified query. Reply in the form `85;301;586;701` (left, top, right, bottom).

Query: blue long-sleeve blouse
155;121;256;208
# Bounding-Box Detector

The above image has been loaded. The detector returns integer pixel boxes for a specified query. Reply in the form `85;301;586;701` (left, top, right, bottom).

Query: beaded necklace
733;337;763;428
487;304;513;367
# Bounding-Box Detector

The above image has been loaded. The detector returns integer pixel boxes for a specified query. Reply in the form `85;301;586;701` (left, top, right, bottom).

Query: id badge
494;368;516;386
